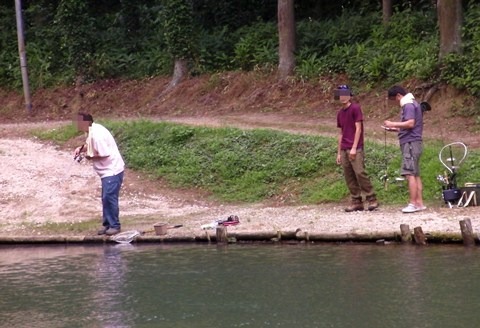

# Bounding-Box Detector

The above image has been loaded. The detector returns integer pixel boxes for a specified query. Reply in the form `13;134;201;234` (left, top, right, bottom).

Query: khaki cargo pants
341;149;376;202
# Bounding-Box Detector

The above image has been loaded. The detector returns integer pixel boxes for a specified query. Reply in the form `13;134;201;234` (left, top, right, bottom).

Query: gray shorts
400;141;423;176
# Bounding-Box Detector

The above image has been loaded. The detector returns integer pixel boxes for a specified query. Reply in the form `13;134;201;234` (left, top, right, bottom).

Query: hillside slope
1;72;478;148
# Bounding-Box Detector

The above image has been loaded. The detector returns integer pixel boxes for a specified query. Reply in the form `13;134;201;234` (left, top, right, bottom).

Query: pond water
1;243;480;328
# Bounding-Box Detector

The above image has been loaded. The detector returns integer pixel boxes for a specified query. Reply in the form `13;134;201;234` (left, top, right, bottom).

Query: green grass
41;120;480;206
22;219;100;234
27;215;165;235
32;124;81;144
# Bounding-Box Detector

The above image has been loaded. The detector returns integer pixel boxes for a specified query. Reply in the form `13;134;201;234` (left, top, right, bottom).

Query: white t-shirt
87;123;125;178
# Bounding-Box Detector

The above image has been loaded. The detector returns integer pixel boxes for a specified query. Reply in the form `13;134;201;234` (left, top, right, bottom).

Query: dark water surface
1;243;480;328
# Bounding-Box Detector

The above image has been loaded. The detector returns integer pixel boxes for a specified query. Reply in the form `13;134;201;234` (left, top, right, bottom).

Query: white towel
86;126;94;157
400;93;415;106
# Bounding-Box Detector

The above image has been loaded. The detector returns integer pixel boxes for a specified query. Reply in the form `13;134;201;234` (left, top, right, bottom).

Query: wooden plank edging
0;230;467;244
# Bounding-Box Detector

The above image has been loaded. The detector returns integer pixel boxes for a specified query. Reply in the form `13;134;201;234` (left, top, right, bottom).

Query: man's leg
404;175;425;211
401;141;426;212
406;174;418;205
414;176;424;207
101;172;124;232
341;150;361;200
350;150;377;202
402;141;425;211
341;150;363;211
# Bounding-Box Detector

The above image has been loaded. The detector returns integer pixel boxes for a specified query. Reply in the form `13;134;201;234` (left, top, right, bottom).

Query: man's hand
73;145;85;157
73;146;82;157
383;120;394;128
349;149;357;161
336;154;342;165
73;145;85;162
383;121;399;132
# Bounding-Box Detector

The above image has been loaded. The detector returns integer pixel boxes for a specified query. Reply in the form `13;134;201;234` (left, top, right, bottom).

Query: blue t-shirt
398;101;423;145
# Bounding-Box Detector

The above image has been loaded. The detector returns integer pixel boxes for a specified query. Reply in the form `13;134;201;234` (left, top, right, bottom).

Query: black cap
387;85;407;98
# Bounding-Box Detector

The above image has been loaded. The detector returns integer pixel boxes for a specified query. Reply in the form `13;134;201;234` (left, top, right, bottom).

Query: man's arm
336;133;342;165
383;118;415;130
351;121;362;151
349;121;362;160
85;135;110;159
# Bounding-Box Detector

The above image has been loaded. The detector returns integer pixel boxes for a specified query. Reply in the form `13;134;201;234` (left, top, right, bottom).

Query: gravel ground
0;135;478;240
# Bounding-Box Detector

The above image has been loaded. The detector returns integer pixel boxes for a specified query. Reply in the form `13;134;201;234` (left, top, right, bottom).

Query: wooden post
216;226;228;244
400;224;412;243
459;219;476;246
15;0;32;112
413;226;427;245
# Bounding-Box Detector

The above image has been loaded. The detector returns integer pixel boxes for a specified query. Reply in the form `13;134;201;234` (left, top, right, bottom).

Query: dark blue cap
335;85;353;96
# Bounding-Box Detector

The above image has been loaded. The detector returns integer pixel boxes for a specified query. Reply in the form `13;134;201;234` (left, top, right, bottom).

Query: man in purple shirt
335;85;378;212
384;85;426;213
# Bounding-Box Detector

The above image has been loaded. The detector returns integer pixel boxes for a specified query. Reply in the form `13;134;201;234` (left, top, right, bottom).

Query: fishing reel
74;153;84;163
436;174;448;185
380;173;406;189
74;145;85;163
380;173;388;183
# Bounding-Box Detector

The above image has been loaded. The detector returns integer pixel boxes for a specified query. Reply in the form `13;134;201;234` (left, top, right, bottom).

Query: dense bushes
0;1;478;98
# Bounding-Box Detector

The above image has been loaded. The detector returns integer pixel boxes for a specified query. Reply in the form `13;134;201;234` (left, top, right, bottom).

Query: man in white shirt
74;112;125;235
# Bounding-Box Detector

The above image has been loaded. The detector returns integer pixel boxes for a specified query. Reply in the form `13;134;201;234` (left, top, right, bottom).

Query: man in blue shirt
384;86;426;213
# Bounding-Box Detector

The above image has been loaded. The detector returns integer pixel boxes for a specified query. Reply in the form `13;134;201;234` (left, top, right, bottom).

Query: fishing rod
381;96;389;190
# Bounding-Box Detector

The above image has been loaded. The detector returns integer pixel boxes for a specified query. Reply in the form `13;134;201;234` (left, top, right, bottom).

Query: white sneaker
417;205;427;211
402;203;419;213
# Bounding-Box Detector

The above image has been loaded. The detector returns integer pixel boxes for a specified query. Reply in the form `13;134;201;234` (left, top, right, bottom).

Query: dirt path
0;118;478;240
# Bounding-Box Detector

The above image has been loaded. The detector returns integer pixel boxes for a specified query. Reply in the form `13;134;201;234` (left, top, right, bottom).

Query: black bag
442;188;461;202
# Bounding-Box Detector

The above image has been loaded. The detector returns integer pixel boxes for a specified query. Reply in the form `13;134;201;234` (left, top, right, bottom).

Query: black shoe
97;227;108;235
106;228;121;236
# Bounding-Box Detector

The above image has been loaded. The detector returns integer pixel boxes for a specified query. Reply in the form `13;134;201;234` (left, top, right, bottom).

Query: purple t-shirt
337;102;364;150
398;101;423;145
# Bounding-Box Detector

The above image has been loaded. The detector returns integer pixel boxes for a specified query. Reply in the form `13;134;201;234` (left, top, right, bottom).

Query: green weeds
107;121;480;205
42;120;480;206
32;124;80;144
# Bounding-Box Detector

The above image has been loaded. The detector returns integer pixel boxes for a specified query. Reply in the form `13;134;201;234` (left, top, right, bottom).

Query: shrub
232;21;278;71
196;26;236;73
343;9;438;85
441;3;480;97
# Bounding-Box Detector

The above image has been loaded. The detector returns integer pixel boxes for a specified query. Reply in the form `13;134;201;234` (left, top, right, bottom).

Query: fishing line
382;96;389;190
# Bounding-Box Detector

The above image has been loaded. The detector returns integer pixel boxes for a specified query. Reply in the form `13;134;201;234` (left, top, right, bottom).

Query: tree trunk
437;0;463;60
277;0;296;79
382;0;392;24
165;58;188;93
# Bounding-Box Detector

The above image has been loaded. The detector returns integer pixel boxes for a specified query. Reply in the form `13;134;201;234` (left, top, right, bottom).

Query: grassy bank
36;120;480;206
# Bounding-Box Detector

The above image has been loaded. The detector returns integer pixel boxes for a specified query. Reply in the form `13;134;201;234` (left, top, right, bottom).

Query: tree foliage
54;0;95;82
161;0;195;61
0;0;477;100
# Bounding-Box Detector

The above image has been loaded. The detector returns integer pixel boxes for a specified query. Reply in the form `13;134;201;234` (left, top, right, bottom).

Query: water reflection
88;245;136;327
0;245;138;327
1;244;480;327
